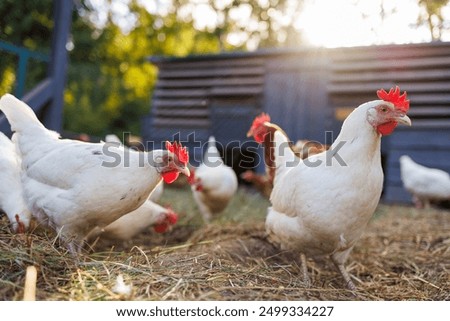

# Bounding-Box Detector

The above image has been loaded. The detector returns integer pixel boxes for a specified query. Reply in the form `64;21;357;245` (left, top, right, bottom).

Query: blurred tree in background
417;0;450;40
0;0;53;97
172;0;304;49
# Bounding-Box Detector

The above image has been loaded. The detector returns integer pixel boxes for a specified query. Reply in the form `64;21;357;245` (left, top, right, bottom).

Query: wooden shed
142;42;450;204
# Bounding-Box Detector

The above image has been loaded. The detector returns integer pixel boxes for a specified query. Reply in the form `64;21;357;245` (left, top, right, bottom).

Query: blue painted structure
0;0;73;135
0;41;49;98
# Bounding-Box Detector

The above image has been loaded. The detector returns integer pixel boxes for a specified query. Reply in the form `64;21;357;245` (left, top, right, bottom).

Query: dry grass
0;186;449;301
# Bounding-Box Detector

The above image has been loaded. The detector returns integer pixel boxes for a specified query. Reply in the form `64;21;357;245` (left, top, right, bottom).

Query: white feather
400;155;450;202
191;136;238;222
112;274;132;296
104;134;164;202
0;132;31;231
148;180;164;202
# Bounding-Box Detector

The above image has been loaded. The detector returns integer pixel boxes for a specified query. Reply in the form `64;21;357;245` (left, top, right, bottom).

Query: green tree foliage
0;0;53;95
417;0;450;40
0;0;53;49
172;0;304;49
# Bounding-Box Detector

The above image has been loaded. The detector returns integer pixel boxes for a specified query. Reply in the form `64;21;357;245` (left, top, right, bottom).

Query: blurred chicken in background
400;155;450;208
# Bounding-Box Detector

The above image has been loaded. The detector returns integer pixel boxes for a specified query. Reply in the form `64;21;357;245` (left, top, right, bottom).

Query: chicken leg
331;258;357;292
15;214;26;234
300;253;311;286
67;238;85;260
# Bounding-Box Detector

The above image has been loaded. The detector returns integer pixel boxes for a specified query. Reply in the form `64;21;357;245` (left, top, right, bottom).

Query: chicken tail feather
0;94;45;134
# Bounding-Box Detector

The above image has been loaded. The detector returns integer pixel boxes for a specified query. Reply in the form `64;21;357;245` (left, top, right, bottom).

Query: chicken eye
380;106;388;113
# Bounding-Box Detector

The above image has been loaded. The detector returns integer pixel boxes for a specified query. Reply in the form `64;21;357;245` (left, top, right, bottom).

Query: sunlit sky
297;0;435;47
87;0;450;48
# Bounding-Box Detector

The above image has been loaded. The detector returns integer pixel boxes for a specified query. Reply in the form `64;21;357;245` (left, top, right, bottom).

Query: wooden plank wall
327;42;450;203
263;50;330;143
144;55;265;165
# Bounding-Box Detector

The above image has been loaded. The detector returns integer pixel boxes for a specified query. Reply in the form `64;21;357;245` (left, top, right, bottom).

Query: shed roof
148;41;450;64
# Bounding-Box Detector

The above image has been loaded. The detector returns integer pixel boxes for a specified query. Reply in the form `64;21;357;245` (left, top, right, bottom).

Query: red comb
153;207;178;233
165;141;189;164
248;113;271;143
377;86;409;113
251;113;271;129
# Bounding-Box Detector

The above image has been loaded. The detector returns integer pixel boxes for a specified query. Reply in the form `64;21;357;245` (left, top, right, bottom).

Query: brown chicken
243;115;329;198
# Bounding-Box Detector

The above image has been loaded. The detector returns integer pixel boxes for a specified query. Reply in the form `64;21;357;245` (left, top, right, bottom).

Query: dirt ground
0;188;448;301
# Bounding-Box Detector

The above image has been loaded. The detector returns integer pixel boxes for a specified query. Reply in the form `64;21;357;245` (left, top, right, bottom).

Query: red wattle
167;212;178;225
377;121;398;136
255;132;265;143
162;171;179;183
154;222;169;233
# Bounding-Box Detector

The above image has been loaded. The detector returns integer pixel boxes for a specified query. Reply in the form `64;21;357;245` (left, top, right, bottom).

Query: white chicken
87;199;178;241
188;136;238;222
148;180;164;202
247;86;412;291
399;155;450;208
0;94;190;254
0;132;31;232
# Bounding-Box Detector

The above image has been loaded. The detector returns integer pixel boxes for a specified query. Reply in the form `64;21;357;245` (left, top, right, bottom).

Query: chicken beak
395;114;412;126
246;129;253;138
180;166;190;177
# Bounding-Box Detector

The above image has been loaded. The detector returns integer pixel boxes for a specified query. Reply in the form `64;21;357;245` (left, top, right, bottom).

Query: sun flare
295;0;434;48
